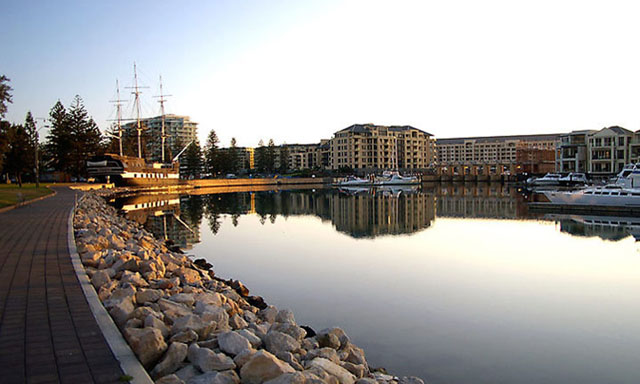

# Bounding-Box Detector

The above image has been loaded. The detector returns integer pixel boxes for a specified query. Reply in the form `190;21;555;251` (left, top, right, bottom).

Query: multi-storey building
437;134;559;169
122;114;198;162
555;130;595;173
330;124;436;172
587;126;633;174
556;126;634;175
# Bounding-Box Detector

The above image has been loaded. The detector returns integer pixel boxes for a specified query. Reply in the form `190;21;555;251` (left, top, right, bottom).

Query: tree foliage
0;75;12;118
204;129;220;176
45;96;103;178
183;141;203;179
279;144;289;173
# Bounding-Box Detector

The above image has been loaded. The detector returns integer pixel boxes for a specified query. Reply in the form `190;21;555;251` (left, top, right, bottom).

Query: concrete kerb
67;192;153;384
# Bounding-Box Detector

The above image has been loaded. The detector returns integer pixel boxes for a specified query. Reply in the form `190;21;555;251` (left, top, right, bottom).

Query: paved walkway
0;188;124;384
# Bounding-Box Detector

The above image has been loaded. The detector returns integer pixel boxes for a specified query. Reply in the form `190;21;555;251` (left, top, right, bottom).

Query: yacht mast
155;75;171;163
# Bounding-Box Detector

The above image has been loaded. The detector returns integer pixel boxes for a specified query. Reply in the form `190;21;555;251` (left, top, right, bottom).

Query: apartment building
329;124;436;171
437;134;559;168
122;114;198;162
587;126;633;174
555;130;595;173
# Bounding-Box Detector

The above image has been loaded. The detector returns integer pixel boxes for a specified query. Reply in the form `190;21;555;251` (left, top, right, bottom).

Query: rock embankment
74;193;425;384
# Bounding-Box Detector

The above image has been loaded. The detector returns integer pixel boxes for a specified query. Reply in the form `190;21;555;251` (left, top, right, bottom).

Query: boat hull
543;190;640;207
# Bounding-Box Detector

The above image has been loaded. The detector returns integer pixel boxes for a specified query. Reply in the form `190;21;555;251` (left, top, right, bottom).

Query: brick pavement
0;188;125;384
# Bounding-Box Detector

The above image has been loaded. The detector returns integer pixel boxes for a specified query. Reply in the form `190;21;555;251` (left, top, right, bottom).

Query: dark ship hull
87;154;182;187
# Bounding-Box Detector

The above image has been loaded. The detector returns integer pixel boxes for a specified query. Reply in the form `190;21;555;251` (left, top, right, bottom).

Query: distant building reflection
434;183;529;219
109;184;640;245
112;194;202;250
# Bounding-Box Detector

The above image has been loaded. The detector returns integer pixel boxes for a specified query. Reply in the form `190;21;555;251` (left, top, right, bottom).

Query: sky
2;0;640;147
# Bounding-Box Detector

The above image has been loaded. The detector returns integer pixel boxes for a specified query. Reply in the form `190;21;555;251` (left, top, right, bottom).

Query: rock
200;306;229;331
276;352;303;371
265;331;301;355
129;306;162;321
264;372;306;384
124;327;168;367
121;270;149;287
108;297;135;326
194;258;213;270
198;338;219;349
195;292;223;307
259;306;278;323
187;370;240;384
305;348;340;364
137;288;164;304
307;358;355;384
145;315;170;339
159;298;193;321
341;362;365;379
188;343;236;372
300;326;316;338
170;329;199;344
354;379;377;384
237;329;262;348
90;269;111;289
124;318;143;329
151;342;189;379
233;348;257;369
399;377;425;384
247;295;268;310
244;311;258;323
115;257;140;273
275;309;296;325
317;328;349;350
270;323;307;342
170;293;196;307
152;278;177;290
107;285;137;305
344;344;367;367
230;280;249;297
172;314;214;340
229;314;248;330
218;331;252;356
175;365;200;382
240;350;295;384
156;374;185;384
178;267;201;285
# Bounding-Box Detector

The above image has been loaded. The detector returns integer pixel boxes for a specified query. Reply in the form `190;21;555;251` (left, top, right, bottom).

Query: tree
0;75;12;118
265;139;276;173
204;130;220;176
45;100;73;173
67;95;103;177
254;139;265;173
4;123;32;186
183;141;203;179
279;144;289;174
228;137;239;174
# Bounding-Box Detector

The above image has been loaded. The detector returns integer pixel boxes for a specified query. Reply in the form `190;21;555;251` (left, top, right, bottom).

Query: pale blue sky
3;0;640;147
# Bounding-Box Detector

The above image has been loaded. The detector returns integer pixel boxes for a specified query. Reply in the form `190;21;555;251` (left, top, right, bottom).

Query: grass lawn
0;183;54;209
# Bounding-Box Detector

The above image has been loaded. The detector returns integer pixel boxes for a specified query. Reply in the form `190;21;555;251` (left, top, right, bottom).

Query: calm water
114;184;640;384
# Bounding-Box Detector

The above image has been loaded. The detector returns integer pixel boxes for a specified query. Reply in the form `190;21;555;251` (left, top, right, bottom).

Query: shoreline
73;192;425;384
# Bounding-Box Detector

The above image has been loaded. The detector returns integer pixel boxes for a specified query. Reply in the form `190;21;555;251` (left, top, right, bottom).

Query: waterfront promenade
0;188;124;383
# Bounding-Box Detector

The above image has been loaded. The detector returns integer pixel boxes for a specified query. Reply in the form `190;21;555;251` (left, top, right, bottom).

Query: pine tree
45;100;73;173
204;130;220;176
67;95;102;177
279;144;289;174
254;139;265;173
229;137;239;174
183;141;203;179
4;124;32;186
0;75;12;118
265;139;276;173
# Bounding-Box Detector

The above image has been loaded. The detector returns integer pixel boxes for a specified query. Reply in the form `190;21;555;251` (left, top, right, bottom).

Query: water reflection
111;183;640;244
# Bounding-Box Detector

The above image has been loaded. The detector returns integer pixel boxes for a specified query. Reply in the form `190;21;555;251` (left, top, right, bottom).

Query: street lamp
34;118;49;188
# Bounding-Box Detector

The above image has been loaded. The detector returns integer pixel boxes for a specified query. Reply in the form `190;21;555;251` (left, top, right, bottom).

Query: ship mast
108;79;126;156
155;75;171;163
133;63;143;158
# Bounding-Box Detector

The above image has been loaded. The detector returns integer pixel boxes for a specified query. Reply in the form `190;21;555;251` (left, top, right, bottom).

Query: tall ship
88;64;189;187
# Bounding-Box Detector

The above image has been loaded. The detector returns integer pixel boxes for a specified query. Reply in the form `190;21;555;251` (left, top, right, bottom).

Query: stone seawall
73;193;425;384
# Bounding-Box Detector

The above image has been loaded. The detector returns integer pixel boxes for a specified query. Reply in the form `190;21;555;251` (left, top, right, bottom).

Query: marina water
114;184;640;384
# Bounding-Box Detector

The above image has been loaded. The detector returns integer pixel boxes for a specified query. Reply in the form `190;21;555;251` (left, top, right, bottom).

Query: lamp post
34;119;49;189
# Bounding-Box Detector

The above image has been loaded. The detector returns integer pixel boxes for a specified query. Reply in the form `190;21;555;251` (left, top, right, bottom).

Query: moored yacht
543;185;640;207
